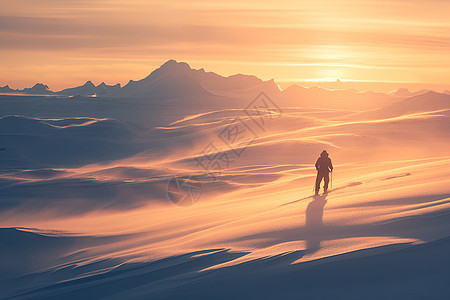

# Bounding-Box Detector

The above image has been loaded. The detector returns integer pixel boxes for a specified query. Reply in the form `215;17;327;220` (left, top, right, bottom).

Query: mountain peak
159;59;191;72
389;88;410;96
32;83;50;90
136;60;193;84
84;81;95;87
163;59;178;64
390;88;433;97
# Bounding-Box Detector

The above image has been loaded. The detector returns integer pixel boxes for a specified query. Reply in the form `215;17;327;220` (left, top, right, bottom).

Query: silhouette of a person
315;150;333;195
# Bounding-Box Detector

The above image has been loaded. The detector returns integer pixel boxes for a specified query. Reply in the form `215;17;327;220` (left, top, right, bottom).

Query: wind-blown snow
0;61;449;299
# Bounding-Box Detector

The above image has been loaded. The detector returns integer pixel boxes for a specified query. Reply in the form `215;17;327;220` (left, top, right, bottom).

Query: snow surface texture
0;61;449;299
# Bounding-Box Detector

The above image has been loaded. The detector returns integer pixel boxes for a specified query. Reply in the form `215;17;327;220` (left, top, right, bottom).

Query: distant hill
2;60;446;112
354;91;450;120
389;88;431;97
0;85;17;94
0;83;54;95
0;60;279;98
56;81;121;97
280;84;400;110
382;91;450;115
114;59;279;99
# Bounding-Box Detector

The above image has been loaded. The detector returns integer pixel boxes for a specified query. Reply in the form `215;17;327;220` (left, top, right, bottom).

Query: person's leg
315;173;322;194
323;173;330;192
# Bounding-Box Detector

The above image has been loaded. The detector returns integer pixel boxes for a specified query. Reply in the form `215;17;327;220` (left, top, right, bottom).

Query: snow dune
0;61;449;299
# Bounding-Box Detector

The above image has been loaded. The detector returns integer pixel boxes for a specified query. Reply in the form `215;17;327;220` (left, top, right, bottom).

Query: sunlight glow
0;0;449;91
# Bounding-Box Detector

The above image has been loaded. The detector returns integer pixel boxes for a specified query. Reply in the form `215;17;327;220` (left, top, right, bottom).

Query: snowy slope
0;62;449;299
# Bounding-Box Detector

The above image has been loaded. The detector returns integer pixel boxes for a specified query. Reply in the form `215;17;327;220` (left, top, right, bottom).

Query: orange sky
1;0;449;92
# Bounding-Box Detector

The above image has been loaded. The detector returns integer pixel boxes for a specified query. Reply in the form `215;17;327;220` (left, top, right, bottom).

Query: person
315;150;333;195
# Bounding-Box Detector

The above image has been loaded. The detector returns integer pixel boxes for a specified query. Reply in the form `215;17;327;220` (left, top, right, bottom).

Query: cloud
0;0;449;89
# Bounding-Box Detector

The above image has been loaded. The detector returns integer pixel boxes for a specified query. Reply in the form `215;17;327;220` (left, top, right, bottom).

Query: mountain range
1;59;444;101
0;60;277;98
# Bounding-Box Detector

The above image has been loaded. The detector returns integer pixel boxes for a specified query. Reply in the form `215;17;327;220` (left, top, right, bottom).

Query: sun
318;69;345;82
